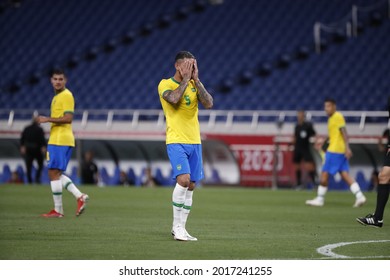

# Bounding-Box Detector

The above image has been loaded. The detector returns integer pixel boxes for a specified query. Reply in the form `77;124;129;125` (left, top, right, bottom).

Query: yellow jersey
48;88;75;147
158;77;201;144
327;111;346;153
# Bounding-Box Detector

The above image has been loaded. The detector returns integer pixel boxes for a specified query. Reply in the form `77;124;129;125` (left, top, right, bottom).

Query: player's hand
192;59;199;81
37;116;49;124
345;147;353;159
20;146;26;155
179;60;193;82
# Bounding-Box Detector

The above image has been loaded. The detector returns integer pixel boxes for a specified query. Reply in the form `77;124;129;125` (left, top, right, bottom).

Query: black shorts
384;144;390;167
293;148;314;163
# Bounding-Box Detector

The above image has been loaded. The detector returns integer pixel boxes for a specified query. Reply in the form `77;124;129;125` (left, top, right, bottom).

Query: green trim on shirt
161;90;171;97
170;77;180;84
54;88;66;95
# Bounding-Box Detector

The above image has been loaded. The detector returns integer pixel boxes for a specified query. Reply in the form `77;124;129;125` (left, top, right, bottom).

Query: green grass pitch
0;184;389;260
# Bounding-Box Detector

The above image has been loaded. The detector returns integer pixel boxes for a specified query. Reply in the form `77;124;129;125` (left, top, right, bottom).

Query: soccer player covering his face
306;98;366;207
357;97;390;228
158;51;213;241
38;69;89;218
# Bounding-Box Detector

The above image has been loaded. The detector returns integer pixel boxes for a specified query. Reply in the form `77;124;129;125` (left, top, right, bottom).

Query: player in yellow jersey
38;69;88;218
158;51;213;241
306;98;366;207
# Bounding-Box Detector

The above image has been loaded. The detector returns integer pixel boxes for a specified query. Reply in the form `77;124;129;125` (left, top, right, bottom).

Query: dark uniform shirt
20;123;46;151
81;161;98;184
294;121;316;150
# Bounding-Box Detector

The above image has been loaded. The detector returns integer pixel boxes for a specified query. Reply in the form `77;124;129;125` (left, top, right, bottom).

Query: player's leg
306;151;333;206
180;144;204;241
306;171;329;206
41;145;64;217
60;147;88;216
171;173;190;241
181;181;194;230
357;164;390;228
42;167;64;217
35;151;44;184
305;161;317;184
25;152;33;184
340;170;366;208
293;150;302;188
167;144;190;241
302;149;317;187
180;181;197;241
374;167;390;220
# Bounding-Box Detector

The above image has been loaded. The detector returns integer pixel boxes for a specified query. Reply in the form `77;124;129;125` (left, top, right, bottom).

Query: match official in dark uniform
20;117;47;184
357;97;390;227
292;110;317;189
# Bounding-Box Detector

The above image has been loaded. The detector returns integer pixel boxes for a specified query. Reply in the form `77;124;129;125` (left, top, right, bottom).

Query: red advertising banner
205;134;295;187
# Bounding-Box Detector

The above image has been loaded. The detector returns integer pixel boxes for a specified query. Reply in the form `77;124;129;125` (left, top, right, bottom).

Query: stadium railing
1;109;388;136
314;0;390;53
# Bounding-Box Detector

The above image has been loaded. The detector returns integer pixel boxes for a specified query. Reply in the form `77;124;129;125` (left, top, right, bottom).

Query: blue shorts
322;151;349;175
167;144;204;182
47;145;73;171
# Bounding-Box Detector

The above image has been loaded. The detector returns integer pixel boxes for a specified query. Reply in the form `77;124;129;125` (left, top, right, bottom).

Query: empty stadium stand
1;0;389;112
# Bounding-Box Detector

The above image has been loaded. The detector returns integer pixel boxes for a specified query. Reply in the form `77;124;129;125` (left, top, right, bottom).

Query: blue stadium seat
1;0;389;112
1;164;11;183
356;171;369;191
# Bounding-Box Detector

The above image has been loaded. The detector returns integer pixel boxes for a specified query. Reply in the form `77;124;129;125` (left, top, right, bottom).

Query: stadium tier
1;0;389;111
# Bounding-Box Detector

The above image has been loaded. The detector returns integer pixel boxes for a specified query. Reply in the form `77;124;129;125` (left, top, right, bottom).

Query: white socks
316;182;363;202
172;183;187;228
317;185;328;201
61;175;82;199
350;182;364;199
181;190;193;229
50;175;83;214
50;180;63;214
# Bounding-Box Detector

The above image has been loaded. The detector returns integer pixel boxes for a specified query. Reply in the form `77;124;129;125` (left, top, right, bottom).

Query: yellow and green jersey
327;111;346;154
48;88;75;147
158;77;201;144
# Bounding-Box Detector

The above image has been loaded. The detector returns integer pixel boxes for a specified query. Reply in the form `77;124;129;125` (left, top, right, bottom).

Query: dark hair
51;68;66;77
175;51;195;62
324;97;336;105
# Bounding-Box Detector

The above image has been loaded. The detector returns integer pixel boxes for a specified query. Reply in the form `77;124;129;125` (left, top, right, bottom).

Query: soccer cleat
171;225;188;241
183;228;198;241
305;197;324;207
76;194;89;217
353;195;366;208
41;209;64;218
356;214;383;228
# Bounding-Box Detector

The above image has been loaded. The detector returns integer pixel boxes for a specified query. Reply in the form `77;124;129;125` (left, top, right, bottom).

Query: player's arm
162;60;193;105
192;60;213;109
162;80;190;105
195;79;213;109
340;126;352;159
37;112;73;124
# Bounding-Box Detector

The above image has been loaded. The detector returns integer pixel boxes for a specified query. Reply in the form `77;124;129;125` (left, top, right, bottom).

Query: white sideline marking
317;240;390;259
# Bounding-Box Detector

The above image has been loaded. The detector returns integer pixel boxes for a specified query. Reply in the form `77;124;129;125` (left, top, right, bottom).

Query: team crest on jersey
191;88;196;92
176;164;182;171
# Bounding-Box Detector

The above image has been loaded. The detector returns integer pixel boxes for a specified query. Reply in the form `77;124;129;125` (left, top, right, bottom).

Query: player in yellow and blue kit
38;69;88;218
158;51;213;241
306;98;366;207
